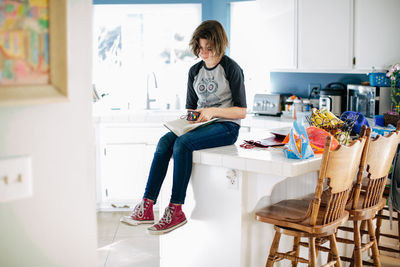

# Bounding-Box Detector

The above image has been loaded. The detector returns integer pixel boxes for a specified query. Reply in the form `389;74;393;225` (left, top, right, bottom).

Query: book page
164;118;219;137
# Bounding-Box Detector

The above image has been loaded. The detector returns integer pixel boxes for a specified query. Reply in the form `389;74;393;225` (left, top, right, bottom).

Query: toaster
252;94;282;116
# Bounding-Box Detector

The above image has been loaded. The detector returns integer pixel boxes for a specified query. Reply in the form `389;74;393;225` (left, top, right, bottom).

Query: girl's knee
173;137;192;154
156;133;176;153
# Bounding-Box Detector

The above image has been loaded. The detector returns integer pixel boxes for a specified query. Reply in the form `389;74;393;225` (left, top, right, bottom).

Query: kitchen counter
193;131;322;177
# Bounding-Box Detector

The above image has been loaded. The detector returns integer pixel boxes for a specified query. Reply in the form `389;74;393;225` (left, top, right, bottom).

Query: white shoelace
156;206;174;227
132;201;147;218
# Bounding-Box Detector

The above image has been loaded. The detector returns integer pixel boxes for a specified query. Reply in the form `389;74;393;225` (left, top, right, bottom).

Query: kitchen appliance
253;93;282;116
347;84;391;118
319;82;346;116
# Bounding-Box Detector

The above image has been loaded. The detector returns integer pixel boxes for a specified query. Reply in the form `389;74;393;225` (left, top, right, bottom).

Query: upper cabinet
258;0;400;72
258;0;297;69
354;0;400;70
298;0;353;70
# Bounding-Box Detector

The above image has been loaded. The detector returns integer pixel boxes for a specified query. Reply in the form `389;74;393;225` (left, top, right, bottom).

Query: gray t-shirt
186;55;247;125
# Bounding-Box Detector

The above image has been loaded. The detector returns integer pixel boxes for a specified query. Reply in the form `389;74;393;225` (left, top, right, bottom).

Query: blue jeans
143;121;240;204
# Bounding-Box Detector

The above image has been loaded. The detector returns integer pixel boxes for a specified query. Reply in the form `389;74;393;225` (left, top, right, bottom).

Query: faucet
146;72;157;109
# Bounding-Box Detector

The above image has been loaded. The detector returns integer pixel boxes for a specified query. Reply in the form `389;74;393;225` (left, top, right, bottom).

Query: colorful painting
0;0;49;85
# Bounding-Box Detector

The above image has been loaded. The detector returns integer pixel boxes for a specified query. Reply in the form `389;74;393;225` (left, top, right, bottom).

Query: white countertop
193;131;322;178
94;111;322;177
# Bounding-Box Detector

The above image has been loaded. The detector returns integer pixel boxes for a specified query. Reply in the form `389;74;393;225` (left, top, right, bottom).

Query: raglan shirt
185;55;247;125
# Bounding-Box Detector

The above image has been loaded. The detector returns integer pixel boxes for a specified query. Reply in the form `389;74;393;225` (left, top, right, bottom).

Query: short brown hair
189;20;228;59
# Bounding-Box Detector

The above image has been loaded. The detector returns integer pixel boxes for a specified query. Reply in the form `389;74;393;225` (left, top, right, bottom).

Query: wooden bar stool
255;135;366;267
336;125;400;266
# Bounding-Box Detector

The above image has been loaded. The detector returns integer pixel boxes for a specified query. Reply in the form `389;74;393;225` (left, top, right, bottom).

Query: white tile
200;152;223;166
245;158;279;175
192;151;201;163
104;237;159;267
222;154;246;170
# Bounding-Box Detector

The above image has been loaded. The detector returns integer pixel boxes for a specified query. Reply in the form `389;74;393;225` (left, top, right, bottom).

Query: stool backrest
310;136;366;225
355;124;400;210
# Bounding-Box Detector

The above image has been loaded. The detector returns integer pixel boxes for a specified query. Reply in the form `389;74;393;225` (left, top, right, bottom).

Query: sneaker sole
120;217;154;226
146;219;187;235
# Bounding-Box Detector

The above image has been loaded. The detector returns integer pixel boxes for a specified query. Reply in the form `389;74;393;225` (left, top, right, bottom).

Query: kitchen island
159;131;325;267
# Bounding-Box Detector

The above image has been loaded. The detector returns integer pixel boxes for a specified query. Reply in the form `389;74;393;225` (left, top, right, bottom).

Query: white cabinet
259;0;400;72
96;123;167;210
298;0;353;70
102;143;150;202
354;0;400;70
258;0;297;69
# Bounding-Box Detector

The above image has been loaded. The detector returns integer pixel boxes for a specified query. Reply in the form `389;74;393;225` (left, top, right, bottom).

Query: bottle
293;99;303;113
175;94;181;110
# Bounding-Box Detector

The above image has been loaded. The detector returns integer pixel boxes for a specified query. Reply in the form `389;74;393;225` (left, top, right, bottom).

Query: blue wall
270;72;369;98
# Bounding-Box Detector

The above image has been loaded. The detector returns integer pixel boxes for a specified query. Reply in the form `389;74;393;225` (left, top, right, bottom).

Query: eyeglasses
240;140;261;149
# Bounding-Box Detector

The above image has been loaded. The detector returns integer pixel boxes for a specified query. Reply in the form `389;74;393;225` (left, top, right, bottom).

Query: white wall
0;1;98;266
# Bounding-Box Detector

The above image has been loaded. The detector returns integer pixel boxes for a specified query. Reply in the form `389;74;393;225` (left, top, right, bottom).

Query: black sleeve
185;64;200;109
225;58;247;108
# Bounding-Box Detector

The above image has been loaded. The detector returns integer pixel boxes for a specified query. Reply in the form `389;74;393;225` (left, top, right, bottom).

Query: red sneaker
120;198;154;225
147;203;187;235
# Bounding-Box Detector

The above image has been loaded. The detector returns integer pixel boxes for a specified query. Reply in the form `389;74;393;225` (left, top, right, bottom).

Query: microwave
347;84;391;118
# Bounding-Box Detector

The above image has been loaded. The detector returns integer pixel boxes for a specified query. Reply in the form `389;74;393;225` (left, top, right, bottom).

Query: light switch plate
0;155;32;202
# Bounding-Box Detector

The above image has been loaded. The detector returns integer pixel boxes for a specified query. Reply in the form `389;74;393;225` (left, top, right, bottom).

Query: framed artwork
0;0;67;106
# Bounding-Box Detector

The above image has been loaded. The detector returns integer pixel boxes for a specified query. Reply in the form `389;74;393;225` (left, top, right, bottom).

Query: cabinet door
298;0;353;70
354;0;400;70
102;143;148;203
257;0;297;69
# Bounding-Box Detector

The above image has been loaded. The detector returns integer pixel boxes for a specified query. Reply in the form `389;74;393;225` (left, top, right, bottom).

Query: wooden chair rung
340;256;375;266
321;260;338;267
298;241;332;253
275;252;308;264
335;236;354;244
361;240;374;252
379;232;399;239
378;245;400;253
338;226;369;235
376;214;400;221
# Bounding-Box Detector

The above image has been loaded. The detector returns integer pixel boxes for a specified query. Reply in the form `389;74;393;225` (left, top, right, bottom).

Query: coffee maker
319;82;346;116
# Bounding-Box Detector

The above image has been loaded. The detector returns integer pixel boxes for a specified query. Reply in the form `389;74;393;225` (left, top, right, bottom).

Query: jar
285;98;294;111
293;99;303;112
303;99;312;112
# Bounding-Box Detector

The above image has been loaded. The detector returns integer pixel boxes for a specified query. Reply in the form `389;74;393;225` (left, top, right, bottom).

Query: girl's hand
195;108;215;122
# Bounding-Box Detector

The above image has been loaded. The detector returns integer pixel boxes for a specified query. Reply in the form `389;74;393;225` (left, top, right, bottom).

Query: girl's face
198;38;215;62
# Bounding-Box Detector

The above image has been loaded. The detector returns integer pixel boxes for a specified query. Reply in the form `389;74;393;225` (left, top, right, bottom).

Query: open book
164;118;219;137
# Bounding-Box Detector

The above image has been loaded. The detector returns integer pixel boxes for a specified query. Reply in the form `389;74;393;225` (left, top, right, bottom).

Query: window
93;4;201;112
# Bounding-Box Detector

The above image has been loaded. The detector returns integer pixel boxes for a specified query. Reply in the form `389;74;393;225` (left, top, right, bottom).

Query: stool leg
397;211;400;245
266;231;281;267
329;233;342;267
292;236;300;267
375;208;383;246
353;220;363;267
309;237;317;267
367;218;381;267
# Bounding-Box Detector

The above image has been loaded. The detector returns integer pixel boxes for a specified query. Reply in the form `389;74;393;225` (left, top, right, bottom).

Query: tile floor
97;211;160;267
97;211;399;267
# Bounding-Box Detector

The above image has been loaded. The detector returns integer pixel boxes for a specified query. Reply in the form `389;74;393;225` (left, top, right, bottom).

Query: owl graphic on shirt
196;77;221;107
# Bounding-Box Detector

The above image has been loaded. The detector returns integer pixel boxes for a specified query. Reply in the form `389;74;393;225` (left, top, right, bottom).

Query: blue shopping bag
283;120;314;160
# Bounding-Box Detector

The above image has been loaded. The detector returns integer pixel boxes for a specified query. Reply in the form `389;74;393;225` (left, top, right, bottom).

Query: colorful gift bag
283;120;314;159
